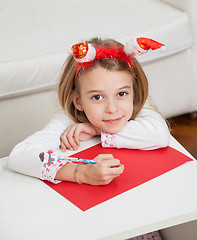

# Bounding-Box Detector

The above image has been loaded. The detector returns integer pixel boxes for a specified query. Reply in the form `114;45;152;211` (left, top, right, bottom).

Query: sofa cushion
0;0;192;99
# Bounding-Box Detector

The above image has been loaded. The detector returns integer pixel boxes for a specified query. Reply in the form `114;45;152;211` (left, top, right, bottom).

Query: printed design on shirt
101;131;116;147
39;152;44;162
39;150;62;166
39;150;68;183
46;150;55;166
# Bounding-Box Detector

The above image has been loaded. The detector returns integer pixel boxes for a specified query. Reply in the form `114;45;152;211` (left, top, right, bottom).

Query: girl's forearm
55;162;79;182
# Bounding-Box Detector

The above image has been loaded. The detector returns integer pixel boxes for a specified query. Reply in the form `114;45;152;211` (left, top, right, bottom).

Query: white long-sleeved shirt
7;108;170;183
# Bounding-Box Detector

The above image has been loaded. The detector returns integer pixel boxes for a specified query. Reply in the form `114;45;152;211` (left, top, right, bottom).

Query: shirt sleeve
101;108;170;150
7;112;74;182
40;150;69;184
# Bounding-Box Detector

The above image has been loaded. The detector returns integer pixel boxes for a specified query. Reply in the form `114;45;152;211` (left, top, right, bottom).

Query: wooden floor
169;113;197;159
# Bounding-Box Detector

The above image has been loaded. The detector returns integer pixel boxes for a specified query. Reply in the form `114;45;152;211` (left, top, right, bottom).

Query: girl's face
73;66;134;133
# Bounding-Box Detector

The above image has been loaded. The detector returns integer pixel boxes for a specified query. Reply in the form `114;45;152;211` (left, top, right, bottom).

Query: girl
8;37;170;185
8;37;167;240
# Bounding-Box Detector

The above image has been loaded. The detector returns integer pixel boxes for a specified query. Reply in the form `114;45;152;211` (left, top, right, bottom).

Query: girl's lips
103;117;122;124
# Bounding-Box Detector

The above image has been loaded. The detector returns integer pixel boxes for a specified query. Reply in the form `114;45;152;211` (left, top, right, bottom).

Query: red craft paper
43;144;192;211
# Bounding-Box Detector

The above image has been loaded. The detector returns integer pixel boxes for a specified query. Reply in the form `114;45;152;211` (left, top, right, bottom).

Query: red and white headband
70;37;166;86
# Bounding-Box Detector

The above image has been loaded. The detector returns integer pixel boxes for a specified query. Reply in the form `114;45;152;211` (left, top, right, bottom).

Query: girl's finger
60;141;67;152
110;164;124;176
101;158;121;167
65;127;79;150
72;127;82;147
62;137;73;150
94;154;114;162
61;131;74;150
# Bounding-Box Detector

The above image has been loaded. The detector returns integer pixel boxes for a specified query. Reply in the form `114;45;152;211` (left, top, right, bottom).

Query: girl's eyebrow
86;86;131;94
119;85;131;90
86;89;103;94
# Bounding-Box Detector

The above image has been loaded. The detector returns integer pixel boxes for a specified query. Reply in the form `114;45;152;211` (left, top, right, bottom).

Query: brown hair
58;37;148;123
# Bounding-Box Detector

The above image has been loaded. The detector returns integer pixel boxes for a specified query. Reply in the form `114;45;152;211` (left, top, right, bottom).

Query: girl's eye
118;92;127;97
92;95;103;101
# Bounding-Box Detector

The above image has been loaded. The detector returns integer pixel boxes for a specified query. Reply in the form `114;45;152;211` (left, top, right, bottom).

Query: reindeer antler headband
70;37;166;86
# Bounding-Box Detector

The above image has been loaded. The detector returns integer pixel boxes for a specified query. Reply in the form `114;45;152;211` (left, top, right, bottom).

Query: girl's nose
105;99;118;114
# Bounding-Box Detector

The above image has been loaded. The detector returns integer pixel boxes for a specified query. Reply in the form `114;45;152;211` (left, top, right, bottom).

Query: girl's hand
60;123;101;151
77;154;124;185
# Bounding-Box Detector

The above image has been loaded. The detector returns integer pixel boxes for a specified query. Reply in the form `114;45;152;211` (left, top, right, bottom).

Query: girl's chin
101;125;125;134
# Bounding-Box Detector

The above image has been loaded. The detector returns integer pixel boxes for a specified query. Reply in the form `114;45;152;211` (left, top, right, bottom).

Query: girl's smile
73;66;134;133
103;117;123;124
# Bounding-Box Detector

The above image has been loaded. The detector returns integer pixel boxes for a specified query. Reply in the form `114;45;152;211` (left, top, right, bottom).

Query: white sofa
1;1;197;239
1;0;197;159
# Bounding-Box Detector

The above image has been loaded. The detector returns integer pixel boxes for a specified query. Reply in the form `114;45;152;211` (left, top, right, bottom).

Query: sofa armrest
160;0;196;42
160;0;197;112
160;0;194;12
160;0;196;43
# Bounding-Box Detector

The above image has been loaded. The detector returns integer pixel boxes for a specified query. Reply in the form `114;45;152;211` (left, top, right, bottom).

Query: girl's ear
73;92;83;111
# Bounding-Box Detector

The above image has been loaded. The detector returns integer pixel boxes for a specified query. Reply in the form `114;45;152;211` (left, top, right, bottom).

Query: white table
0;136;197;240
